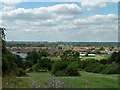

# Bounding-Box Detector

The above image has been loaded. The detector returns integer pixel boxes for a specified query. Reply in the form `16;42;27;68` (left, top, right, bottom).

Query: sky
0;1;118;42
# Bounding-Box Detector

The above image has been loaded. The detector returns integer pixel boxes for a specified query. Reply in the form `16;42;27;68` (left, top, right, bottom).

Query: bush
100;59;107;65
84;63;100;72
101;63;119;74
18;68;26;77
51;60;67;76
81;59;98;69
66;62;80;76
38;58;52;71
55;70;68;76
26;68;34;73
92;64;104;73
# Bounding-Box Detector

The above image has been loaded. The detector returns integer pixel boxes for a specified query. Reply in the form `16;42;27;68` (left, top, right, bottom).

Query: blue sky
1;2;118;42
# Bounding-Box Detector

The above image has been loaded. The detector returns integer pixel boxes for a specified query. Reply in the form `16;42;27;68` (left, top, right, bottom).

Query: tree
33;58;52;72
26;50;40;64
60;50;80;62
39;50;48;57
1;27;25;76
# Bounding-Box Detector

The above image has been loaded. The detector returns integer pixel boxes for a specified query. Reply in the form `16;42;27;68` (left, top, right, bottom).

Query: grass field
15;71;118;88
81;57;106;61
49;57;61;61
48;55;110;61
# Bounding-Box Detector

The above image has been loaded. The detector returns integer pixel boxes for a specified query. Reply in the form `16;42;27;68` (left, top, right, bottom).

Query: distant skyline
0;1;118;42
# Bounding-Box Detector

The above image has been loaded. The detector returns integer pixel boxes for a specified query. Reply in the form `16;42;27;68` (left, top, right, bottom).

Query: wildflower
6;83;8;85
53;84;54;87
35;87;38;88
48;84;50;87
49;83;52;84
68;83;69;85
86;80;88;83
58;81;60;83
64;85;66;88
39;85;40;87
56;82;57;86
85;85;87;88
68;76;70;78
32;80;35;86
58;86;59;88
12;83;14;85
70;81;71;83
62;82;64;84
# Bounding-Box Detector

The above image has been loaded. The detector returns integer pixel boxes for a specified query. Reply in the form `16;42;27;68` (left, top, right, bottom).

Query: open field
81;55;111;61
49;57;61;61
48;56;110;61
81;57;106;61
13;71;118;88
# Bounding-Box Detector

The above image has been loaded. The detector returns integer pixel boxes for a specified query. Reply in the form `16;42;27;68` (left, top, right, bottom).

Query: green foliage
85;52;88;57
66;62;80;76
18;68;26;77
100;59;107;65
51;60;68;76
101;63;119;74
26;50;40;64
31;58;52;72
39;50;48;57
60;50;80;62
81;59;98;69
26;68;34;73
84;63;100;72
25;60;33;68
1;27;26;76
100;47;105;51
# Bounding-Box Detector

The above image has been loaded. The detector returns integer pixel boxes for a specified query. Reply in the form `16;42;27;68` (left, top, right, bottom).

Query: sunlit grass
2;71;118;88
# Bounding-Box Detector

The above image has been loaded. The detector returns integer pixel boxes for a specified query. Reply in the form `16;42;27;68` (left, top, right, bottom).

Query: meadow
2;71;118;88
49;55;110;61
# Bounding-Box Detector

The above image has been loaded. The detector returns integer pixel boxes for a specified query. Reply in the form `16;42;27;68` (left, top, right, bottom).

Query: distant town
6;41;119;59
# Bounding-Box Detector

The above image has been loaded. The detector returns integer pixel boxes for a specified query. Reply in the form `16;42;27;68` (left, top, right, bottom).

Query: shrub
81;59;98;69
26;68;34;73
92;63;104;73
55;70;68;76
100;59;107;65
18;68;26;77
51;60;67;76
38;58;52;71
84;62;100;72
101;63;119;74
66;62;80;76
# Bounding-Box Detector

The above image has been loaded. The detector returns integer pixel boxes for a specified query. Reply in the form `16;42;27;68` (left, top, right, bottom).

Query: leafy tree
39;50;48;57
60;50;80;62
1;27;25;76
26;50;40;64
66;62;80;76
51;60;68;76
100;47;105;51
37;58;52;71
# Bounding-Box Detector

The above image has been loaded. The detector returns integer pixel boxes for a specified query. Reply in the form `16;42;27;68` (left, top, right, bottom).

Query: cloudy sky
0;1;118;42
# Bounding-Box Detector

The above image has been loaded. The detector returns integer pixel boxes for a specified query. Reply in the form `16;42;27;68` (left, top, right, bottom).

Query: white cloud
2;3;82;21
0;0;28;5
81;2;106;10
2;2;117;41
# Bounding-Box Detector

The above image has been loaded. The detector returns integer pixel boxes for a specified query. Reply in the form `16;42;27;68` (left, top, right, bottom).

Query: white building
80;53;96;58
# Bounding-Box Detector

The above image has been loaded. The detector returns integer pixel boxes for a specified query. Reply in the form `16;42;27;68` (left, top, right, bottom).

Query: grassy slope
22;71;118;88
